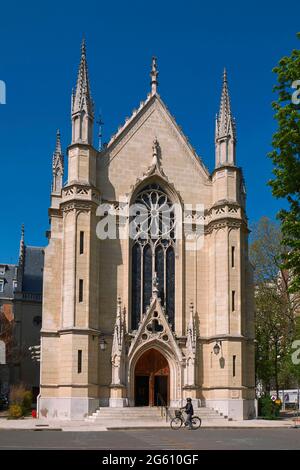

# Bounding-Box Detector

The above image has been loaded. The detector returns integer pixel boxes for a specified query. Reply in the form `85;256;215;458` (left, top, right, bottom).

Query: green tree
255;277;291;396
251;217;299;396
269;32;300;293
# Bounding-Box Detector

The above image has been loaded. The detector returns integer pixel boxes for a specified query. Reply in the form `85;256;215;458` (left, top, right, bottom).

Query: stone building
0;227;44;399
39;41;255;420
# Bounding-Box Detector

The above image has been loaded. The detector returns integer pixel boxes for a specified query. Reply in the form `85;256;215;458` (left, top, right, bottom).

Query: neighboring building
0;227;44;399
0;301;14;396
39;41;255;420
0;257;18;396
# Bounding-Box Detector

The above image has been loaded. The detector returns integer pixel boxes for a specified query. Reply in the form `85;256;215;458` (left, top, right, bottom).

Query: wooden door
134;348;169;406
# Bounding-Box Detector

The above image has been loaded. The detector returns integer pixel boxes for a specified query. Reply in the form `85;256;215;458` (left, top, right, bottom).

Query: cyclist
180;398;194;430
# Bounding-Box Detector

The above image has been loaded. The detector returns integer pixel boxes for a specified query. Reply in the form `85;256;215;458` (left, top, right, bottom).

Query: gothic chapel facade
39;41;255;420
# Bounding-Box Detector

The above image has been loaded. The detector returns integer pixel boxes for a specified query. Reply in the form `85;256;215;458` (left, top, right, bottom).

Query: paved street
0;428;300;450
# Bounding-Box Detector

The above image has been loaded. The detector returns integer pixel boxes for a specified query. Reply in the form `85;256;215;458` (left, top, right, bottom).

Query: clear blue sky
0;0;299;262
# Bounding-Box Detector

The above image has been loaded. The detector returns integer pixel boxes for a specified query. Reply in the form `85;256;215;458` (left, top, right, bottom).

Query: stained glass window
143;244;153;314
155;245;164;305
132;243;141;330
166;246;175;326
131;184;176;330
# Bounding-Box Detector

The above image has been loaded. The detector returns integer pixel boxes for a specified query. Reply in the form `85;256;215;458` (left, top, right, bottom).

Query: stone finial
152;271;159;298
152;137;159;165
144;137;167;180
150;56;158;95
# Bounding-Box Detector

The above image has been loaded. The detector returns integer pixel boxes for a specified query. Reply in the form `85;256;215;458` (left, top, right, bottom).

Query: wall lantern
213;340;222;355
99;337;107;351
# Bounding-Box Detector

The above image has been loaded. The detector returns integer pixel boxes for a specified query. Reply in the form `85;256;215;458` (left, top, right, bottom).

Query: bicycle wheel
170;417;183;430
191;416;201;429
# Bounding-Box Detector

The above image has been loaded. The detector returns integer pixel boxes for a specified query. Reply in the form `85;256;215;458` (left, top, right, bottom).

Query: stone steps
85;406;228;424
168;410;227;420
86;408;162;422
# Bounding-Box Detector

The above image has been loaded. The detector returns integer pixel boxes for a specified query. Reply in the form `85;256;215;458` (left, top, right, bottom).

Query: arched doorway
134;348;169;406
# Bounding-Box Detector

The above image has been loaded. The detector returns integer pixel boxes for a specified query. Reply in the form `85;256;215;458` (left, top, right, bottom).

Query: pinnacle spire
19;224;25;266
113;296;125;352
188;301;195;334
187;301;196;353
72;38;94;118
216;68;236;140
55;129;62;154
215;68;236;167
52;129;64;194
150;56;158;95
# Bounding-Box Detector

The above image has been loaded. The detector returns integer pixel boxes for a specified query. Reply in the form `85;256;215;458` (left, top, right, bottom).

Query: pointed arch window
131;184;176;330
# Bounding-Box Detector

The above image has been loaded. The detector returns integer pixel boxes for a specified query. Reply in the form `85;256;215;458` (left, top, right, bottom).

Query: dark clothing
183;402;194;429
184;402;194;416
185;413;192;429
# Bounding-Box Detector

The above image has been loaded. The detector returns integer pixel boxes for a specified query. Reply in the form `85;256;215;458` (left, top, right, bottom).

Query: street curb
0;426;297;432
0;428;63;431
105;425;297;431
33;428;63;431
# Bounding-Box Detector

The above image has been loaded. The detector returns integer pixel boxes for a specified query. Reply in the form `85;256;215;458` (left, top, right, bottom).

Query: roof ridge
26;246;45;250
107;92;153;146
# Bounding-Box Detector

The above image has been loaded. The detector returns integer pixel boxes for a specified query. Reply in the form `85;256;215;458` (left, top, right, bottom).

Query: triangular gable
128;296;183;362
104;93;210;181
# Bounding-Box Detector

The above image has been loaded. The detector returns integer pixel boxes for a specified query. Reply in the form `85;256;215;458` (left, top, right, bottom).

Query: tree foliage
269;32;300;293
251;217;300;395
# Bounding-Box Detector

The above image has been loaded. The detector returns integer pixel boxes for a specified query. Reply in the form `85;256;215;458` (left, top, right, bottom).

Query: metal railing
156;393;172;422
14;292;42;302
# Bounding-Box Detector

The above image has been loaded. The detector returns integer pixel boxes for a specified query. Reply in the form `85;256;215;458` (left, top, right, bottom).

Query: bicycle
170;409;202;430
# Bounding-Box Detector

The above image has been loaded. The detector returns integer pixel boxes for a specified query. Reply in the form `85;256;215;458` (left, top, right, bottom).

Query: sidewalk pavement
0;416;299;432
